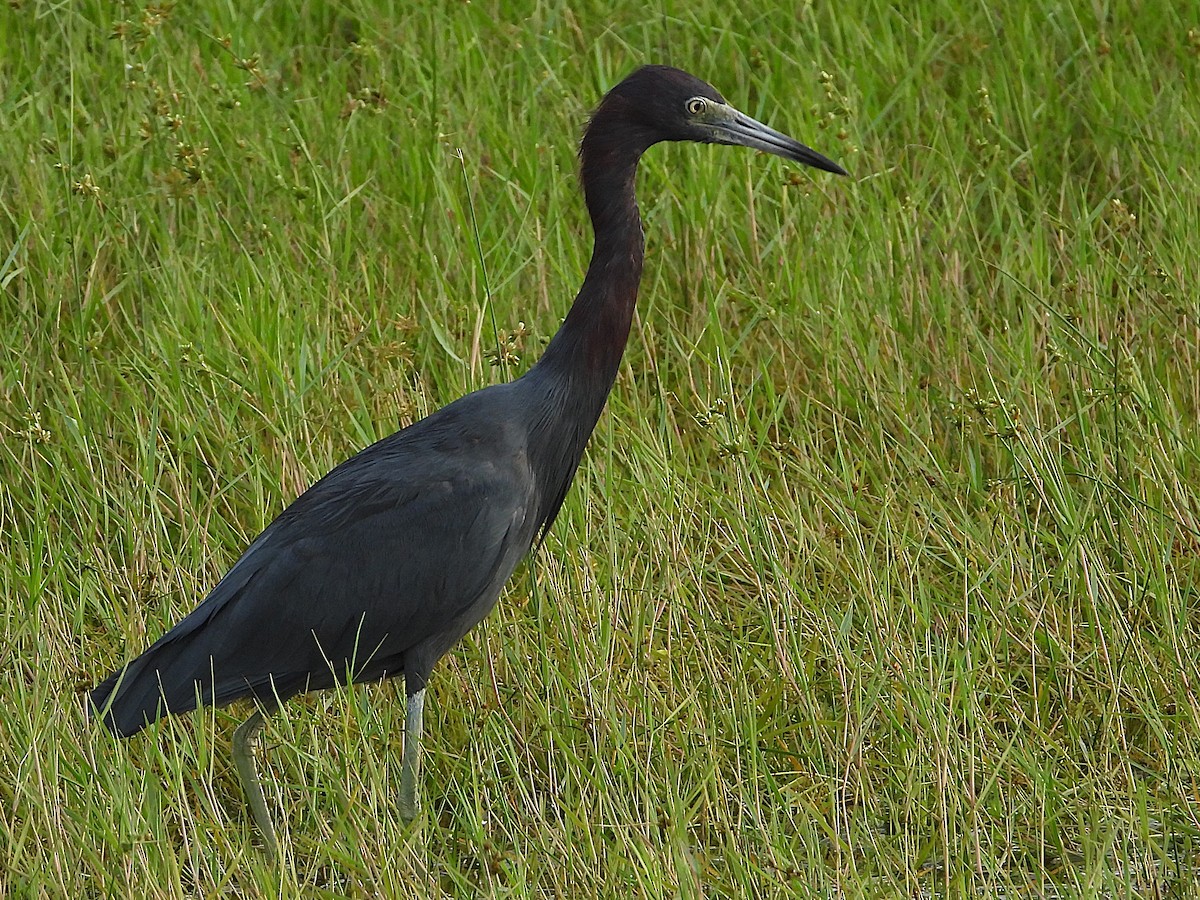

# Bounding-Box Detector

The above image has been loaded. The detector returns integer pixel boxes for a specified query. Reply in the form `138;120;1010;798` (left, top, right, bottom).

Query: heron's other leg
399;688;425;823
232;708;278;857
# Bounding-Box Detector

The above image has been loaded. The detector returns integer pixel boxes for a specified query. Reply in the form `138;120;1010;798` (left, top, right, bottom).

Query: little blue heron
89;65;846;855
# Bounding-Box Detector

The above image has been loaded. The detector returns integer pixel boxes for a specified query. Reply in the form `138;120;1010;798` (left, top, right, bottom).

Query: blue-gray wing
91;417;537;735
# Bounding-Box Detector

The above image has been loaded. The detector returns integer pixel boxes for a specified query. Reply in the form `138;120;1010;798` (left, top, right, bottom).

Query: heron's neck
516;106;652;536
530;140;646;414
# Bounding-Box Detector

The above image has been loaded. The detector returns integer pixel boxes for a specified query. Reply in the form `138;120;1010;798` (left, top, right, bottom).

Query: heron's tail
88;646;208;738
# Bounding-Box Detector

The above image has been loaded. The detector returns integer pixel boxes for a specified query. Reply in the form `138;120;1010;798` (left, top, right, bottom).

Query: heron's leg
398;688;425;823
232;708;279;858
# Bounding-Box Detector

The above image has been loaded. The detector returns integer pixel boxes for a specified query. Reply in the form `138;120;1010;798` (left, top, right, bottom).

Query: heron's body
94;385;545;732
89;65;844;855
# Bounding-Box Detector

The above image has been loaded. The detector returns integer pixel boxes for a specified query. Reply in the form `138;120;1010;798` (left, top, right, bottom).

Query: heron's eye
686;97;707;116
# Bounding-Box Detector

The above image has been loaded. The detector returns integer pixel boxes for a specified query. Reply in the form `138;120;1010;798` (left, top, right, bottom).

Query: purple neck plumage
530;98;655;399
519;96;656;536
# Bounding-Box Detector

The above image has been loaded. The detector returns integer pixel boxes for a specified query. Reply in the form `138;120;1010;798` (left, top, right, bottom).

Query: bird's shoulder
259;382;535;541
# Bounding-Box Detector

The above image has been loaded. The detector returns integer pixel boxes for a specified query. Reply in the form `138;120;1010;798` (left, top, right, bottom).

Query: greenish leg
398;688;425;824
232;708;279;858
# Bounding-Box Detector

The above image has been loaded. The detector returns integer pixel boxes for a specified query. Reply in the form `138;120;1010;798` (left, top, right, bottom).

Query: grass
2;0;1199;895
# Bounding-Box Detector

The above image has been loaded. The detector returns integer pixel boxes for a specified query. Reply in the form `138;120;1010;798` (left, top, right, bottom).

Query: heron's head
593;65;847;176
